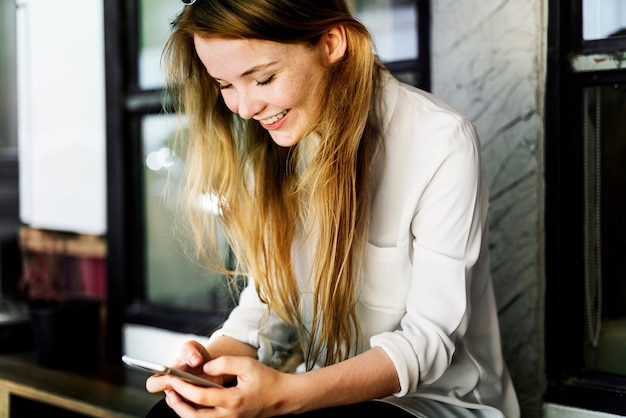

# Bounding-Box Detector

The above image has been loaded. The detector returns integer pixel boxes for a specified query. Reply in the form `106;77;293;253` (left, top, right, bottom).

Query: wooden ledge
0;352;161;418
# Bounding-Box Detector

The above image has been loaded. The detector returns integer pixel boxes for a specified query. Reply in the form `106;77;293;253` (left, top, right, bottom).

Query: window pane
0;0;17;149
582;85;626;376
583;0;626;40
349;0;418;62
141;114;235;313
139;0;183;90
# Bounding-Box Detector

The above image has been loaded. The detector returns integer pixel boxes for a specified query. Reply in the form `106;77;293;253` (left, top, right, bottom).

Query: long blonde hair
163;0;383;367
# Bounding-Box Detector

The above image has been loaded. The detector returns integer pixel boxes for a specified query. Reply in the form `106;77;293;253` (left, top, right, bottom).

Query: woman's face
194;36;330;147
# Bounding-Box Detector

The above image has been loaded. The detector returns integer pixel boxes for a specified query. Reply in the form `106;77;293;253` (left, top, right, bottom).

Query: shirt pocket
360;240;412;314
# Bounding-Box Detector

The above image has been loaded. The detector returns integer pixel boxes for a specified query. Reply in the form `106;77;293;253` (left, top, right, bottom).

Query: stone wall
431;1;547;417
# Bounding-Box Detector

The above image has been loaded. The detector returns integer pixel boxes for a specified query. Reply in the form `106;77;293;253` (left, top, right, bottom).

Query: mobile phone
121;355;224;388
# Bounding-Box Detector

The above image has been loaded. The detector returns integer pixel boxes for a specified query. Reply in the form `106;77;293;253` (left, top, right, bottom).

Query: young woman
145;1;520;417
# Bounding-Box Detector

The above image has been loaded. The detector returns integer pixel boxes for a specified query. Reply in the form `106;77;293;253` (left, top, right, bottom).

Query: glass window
583;0;626;40
582;85;626;376
349;0;418;62
141;114;236;313
139;0;183;90
136;0;237;319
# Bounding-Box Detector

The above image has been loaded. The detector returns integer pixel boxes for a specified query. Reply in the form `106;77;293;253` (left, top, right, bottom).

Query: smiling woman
103;1;447;416
136;0;520;417
116;0;428;343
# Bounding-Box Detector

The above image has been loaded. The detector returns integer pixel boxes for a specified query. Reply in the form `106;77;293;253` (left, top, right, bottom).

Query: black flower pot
0;299;33;354
29;298;101;370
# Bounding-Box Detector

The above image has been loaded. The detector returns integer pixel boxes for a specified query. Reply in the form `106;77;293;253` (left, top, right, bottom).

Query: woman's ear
324;25;347;64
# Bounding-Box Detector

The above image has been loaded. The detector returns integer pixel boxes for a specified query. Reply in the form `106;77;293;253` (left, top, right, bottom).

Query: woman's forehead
194;36;308;77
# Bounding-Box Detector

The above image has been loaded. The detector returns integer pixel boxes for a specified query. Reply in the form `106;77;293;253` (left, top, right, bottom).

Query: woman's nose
236;90;265;120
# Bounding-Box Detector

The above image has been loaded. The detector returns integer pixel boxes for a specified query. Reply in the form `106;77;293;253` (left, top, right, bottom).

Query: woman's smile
258;109;290;129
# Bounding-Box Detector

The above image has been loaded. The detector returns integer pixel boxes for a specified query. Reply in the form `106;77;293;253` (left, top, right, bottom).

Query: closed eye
257;74;275;86
215;74;274;90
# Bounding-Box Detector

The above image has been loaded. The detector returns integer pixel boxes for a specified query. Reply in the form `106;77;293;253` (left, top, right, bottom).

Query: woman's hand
156;355;298;418
145;341;398;417
146;340;226;394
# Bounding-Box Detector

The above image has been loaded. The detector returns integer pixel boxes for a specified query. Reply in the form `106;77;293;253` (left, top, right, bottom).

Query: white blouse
208;71;520;418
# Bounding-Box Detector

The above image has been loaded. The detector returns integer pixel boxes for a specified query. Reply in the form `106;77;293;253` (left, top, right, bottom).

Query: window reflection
349;0;418;62
583;0;626;40
139;0;183;90
141;115;235;314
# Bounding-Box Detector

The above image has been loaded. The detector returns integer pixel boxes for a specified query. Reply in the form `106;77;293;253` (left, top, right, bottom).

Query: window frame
544;0;626;414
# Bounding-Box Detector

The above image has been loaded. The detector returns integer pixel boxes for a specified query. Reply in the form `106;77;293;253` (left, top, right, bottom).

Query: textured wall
431;1;547;417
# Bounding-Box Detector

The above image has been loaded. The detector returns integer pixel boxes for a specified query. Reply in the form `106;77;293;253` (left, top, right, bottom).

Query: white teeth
261;110;288;125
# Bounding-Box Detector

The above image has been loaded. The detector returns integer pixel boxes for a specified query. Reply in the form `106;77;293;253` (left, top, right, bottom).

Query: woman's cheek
221;92;238;114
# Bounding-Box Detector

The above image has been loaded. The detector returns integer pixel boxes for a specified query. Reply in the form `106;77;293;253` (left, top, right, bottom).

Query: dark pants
146;397;416;417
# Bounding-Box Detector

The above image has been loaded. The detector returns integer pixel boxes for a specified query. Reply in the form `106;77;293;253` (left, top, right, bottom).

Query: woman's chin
268;131;303;148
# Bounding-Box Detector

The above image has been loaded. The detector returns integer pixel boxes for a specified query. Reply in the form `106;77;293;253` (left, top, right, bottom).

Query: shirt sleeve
208;279;275;347
208;279;296;366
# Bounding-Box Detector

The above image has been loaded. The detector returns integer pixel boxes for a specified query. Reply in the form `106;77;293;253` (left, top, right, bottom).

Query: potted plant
18;228;103;370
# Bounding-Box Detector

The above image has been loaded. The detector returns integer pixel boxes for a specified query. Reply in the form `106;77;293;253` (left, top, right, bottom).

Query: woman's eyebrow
210;61;280;83
240;61;279;77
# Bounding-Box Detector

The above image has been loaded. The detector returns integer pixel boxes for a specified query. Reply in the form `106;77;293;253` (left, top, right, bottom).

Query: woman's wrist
273;371;310;415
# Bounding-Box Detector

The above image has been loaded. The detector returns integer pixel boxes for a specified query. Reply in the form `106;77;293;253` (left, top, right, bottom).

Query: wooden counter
0;352;161;417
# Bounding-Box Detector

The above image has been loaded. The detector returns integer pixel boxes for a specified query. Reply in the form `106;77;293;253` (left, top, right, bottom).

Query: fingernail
190;353;202;365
